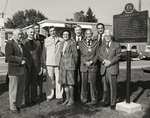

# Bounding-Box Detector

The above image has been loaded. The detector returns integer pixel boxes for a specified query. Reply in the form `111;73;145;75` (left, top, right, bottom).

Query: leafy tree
72;8;97;23
66;18;74;21
5;9;47;28
85;8;97;22
73;10;86;22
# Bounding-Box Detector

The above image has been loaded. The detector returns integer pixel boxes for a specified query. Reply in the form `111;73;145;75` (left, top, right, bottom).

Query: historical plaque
113;3;148;43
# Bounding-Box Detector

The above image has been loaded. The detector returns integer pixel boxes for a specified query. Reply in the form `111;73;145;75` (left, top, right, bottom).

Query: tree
73;10;86;22
5;9;47;28
70;8;97;23
85;8;97;22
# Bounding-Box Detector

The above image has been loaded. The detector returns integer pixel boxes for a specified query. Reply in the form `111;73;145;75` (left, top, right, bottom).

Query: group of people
5;22;121;113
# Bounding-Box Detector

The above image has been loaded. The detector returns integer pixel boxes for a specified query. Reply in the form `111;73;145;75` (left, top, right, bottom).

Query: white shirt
76;36;82;42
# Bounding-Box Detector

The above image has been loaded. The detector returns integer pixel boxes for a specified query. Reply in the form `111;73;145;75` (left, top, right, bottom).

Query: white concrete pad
116;101;142;114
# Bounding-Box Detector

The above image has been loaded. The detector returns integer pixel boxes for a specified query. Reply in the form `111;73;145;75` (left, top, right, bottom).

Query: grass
0;68;150;118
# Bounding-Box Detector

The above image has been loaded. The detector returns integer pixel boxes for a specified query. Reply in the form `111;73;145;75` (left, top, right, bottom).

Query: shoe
110;105;116;110
81;99;88;104
62;100;69;105
47;89;54;101
16;107;21;112
10;109;20;113
67;100;74;106
57;98;64;105
46;95;54;102
100;101;109;107
87;100;97;105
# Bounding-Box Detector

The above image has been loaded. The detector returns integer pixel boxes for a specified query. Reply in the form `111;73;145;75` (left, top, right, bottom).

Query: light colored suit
43;36;64;99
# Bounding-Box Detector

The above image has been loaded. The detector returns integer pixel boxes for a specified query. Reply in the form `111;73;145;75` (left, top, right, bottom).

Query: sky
0;0;150;25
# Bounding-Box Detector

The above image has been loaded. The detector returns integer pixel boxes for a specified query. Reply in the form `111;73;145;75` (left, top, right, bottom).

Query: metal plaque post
126;44;131;103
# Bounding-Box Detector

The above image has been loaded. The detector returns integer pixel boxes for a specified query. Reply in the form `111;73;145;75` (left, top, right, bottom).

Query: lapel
64;40;71;54
12;39;22;55
107;41;116;57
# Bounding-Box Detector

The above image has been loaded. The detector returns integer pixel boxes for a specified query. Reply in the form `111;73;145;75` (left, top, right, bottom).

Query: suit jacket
93;34;103;46
72;34;84;67
79;39;99;72
5;39;25;76
98;41;121;75
23;39;42;74
42;36;63;67
34;34;46;50
59;39;78;70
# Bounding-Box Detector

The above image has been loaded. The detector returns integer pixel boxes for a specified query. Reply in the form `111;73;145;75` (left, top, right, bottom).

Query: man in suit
43;26;64;102
94;23;105;44
97;30;121;109
33;23;46;101
23;28;43;105
93;23;105;101
73;25;83;102
33;23;46;50
5;29;26;112
79;29;99;105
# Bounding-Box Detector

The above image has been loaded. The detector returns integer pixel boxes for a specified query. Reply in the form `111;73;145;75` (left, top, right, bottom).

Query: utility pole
139;0;141;11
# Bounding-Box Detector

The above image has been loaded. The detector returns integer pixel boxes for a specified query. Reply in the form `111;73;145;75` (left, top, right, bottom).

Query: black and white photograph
0;0;150;118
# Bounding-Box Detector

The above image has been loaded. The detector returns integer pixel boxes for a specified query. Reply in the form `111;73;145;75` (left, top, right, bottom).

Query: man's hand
103;59;111;67
85;61;93;67
38;67;43;76
21;60;26;65
42;68;47;76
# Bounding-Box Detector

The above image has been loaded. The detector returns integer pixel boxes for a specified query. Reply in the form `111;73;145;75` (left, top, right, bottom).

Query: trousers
9;75;25;110
46;66;63;99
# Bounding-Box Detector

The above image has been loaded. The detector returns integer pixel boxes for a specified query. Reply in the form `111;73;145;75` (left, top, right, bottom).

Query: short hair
62;30;71;39
27;27;34;35
85;29;93;34
96;23;105;29
74;25;82;29
33;22;40;28
49;26;55;30
103;29;112;38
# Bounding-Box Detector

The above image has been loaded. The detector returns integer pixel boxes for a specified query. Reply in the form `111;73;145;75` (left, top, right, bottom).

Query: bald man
5;29;25;112
23;28;43;106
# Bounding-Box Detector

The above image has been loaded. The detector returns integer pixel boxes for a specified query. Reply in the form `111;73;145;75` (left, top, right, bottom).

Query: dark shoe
62;100;69;105
87;100;97;105
67;100;74;106
100;101;109;107
57;98;64;105
10;109;20;113
81;99;88;104
110;105;116;110
16;107;21;112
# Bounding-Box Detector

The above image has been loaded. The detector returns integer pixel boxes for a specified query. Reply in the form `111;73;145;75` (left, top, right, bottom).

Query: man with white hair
94;23;105;44
23;28;43;106
97;30;121;110
5;29;25;113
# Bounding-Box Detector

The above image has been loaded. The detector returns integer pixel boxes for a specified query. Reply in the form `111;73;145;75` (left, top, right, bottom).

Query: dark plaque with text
113;4;148;43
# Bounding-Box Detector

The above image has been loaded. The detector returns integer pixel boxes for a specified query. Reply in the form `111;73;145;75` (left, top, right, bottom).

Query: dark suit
23;39;42;105
34;34;46;100
79;39;99;102
93;34;103;97
34;34;46;50
5;39;25;110
98;41;121;106
72;35;83;101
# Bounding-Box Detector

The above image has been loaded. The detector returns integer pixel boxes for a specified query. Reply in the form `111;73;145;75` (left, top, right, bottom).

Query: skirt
59;70;75;86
